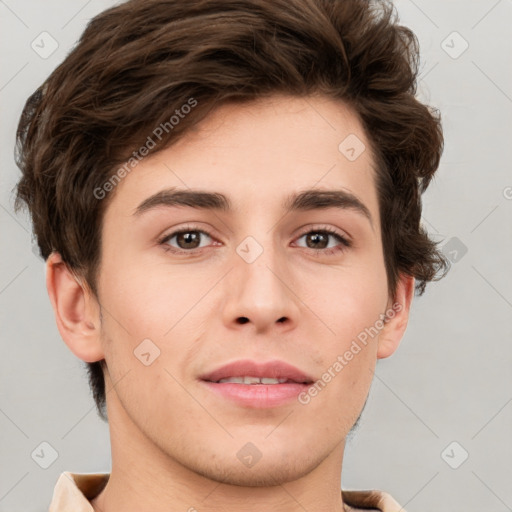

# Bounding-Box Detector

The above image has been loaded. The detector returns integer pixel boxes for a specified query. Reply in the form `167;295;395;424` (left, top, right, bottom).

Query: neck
91;393;349;512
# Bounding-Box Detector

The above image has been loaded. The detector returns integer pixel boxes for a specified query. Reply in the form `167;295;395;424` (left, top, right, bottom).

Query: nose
221;236;301;334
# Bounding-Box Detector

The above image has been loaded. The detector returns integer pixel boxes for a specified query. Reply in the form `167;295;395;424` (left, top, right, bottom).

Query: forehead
104;94;378;221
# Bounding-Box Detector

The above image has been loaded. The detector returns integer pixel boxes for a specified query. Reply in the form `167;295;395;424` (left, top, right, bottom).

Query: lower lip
200;380;312;408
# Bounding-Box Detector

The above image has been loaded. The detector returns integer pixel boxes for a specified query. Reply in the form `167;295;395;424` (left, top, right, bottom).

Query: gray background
1;1;511;511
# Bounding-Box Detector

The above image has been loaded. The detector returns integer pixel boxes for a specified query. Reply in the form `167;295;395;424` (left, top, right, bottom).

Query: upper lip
199;359;315;384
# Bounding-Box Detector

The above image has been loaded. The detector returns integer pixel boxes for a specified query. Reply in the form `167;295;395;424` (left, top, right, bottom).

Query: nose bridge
222;229;299;331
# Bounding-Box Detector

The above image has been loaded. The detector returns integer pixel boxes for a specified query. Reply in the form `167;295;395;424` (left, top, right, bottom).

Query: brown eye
305;232;329;249
295;228;351;255
160;229;213;252
176;231;201;249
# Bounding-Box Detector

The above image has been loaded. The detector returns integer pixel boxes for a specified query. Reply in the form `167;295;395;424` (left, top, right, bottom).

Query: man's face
96;94;393;484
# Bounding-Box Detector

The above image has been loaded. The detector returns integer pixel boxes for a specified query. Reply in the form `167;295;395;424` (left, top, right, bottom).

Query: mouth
198;359;315;408
202;376;313;384
199;358;315;384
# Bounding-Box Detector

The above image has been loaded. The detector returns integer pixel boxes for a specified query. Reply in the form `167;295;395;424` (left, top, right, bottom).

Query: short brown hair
14;0;448;421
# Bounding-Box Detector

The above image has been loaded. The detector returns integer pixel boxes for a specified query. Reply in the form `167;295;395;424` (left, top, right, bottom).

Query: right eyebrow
132;188;231;217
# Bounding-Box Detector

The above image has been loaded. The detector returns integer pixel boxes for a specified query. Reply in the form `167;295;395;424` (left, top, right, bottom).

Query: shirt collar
49;471;406;512
49;472;109;512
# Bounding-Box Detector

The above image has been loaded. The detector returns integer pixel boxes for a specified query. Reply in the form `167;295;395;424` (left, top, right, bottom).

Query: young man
14;0;447;510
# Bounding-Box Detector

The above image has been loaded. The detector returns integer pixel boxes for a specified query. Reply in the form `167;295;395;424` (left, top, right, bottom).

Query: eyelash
157;224;352;256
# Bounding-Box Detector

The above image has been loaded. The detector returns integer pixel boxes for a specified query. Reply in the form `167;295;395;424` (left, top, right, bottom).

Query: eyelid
295;224;351;244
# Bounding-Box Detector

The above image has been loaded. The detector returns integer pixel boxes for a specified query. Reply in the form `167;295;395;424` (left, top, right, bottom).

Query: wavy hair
14;0;448;420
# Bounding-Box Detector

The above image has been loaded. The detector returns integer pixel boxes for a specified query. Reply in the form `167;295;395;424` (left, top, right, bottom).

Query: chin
191;456;318;487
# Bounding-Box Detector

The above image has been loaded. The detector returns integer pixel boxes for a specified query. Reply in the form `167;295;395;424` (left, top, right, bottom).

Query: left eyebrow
283;188;373;229
132;187;373;229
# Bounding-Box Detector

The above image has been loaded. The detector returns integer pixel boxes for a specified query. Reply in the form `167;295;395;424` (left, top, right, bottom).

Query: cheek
100;250;209;336
304;264;386;391
97;255;215;391
310;264;387;336
97;260;200;412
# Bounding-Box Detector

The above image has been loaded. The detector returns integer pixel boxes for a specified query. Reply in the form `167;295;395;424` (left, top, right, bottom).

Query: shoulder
342;488;406;512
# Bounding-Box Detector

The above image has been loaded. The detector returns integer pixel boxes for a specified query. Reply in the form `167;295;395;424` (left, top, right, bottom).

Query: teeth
217;376;290;384
261;377;288;384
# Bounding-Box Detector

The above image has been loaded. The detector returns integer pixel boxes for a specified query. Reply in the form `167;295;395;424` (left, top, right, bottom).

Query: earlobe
377;274;415;359
45;252;104;363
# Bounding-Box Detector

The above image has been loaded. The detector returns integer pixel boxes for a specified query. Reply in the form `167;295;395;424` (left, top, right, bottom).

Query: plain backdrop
1;1;511;511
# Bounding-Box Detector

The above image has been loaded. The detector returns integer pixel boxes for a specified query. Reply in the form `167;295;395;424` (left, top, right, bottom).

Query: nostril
237;317;249;324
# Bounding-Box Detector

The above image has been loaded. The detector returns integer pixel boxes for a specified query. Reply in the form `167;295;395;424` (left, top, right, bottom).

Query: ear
45;251;104;362
377;273;415;359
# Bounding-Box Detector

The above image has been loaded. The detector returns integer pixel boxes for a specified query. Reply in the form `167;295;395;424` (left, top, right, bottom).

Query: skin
46;93;414;512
